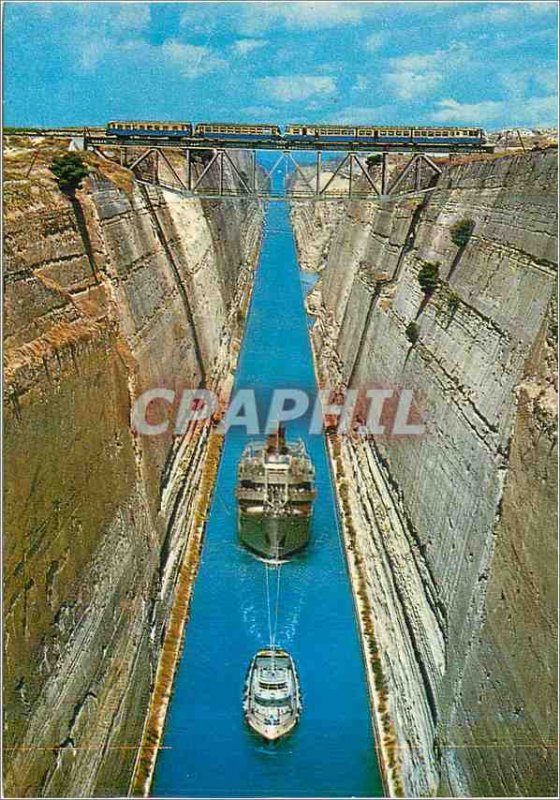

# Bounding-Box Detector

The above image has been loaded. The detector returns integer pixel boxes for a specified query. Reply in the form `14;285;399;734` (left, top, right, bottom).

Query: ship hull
245;714;298;740
238;511;310;559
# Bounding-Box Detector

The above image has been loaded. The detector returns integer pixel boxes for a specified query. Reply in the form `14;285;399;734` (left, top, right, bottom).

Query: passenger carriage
106;120;193;138
285;124;486;146
194;122;282;141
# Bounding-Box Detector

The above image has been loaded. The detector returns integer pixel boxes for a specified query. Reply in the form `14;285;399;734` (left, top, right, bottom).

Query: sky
3;1;558;129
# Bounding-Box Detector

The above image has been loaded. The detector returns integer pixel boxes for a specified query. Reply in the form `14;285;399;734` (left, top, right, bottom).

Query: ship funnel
266;422;287;454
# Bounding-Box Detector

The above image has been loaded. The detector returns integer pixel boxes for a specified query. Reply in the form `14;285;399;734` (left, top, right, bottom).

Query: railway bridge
83;131;486;202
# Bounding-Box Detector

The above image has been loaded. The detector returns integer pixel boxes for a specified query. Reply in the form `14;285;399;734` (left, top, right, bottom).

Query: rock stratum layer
3;141;263;797
291;151;557;797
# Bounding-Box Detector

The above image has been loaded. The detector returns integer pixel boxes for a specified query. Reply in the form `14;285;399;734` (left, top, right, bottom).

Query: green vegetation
447;289;460;315
49;152;89;194
450;218;475;248
366;154;383;167
406;321;419;344
418;261;440;294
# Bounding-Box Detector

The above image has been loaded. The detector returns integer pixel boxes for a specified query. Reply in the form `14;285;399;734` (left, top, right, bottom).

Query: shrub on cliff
450;218;475;248
50;153;90;194
406;321;419;345
366;154;382;167
418;261;440;294
447;289;460;315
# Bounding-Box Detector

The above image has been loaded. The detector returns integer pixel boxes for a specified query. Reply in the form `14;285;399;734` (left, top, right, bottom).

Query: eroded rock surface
3;142;263;796
291;151;557;797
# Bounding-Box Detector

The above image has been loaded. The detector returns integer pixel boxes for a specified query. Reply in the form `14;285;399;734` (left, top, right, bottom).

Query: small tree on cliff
50;153;90;195
366;154;383;168
450;218;475;248
418;261;440;294
406;321;419;345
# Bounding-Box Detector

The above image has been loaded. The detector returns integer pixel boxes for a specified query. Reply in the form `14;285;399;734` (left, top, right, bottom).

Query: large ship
243;647;302;740
235;425;316;560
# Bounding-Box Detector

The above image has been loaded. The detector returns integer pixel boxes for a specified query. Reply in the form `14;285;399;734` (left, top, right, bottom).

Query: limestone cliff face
3;143;263;797
291;151;557;797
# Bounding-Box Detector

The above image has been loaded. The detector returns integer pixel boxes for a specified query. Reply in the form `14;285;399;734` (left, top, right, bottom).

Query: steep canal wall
291;150;558;797
3;139;263;797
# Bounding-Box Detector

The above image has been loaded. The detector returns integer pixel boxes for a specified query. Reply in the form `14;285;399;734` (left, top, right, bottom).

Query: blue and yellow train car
194;122;282;141
285;124;357;142
106;120;193;138
285;124;486;146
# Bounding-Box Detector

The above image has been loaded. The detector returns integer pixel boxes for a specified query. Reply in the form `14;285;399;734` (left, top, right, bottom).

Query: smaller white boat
243;647;301;740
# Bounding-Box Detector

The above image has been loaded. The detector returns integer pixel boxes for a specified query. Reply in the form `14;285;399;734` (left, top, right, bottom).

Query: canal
152;189;384;797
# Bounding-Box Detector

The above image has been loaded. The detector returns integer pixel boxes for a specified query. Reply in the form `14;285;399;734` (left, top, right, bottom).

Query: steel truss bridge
84;133;487;202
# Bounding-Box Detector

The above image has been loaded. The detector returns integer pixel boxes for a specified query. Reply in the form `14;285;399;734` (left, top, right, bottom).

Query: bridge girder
85;137;447;202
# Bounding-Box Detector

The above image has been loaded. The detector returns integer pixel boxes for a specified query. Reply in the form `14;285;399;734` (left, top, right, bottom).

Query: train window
380;130;387;136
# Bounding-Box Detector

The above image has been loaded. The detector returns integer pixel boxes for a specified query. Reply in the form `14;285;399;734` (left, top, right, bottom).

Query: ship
243;647;302;740
235;425;316;560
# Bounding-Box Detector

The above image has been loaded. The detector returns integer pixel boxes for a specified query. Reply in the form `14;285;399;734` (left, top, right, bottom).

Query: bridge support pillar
381;152;388;195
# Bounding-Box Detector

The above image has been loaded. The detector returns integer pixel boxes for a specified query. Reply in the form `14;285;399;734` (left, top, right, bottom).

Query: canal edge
326;433;403;798
129;428;225;797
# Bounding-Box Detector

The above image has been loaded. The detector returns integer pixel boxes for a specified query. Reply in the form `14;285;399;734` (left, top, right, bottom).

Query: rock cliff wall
291;151;557;797
3;142;263;796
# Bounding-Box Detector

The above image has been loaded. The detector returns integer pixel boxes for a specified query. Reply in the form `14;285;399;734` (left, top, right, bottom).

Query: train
105;120;488;147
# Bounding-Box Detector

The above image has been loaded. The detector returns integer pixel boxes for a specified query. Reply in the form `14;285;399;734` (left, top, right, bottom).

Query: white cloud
364;32;383;53
258;75;336;102
432;95;558;127
113;5;151;33
232;38;268;56
72;4;151;71
527;1;558;13
455;4;521;28
385;70;443;102
385;44;470;101
327;104;397;124
242;105;279;119
521;94;558;126
455;1;557;28
240;2;364;34
161;39;227;78
432;98;506;123
535;71;558;93
352;75;369;92
78;39;108;71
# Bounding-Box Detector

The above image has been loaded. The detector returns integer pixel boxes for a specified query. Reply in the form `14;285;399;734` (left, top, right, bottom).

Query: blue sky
3;1;558;129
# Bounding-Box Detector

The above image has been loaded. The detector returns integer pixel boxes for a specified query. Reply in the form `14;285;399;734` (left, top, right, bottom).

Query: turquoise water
152;194;384;797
